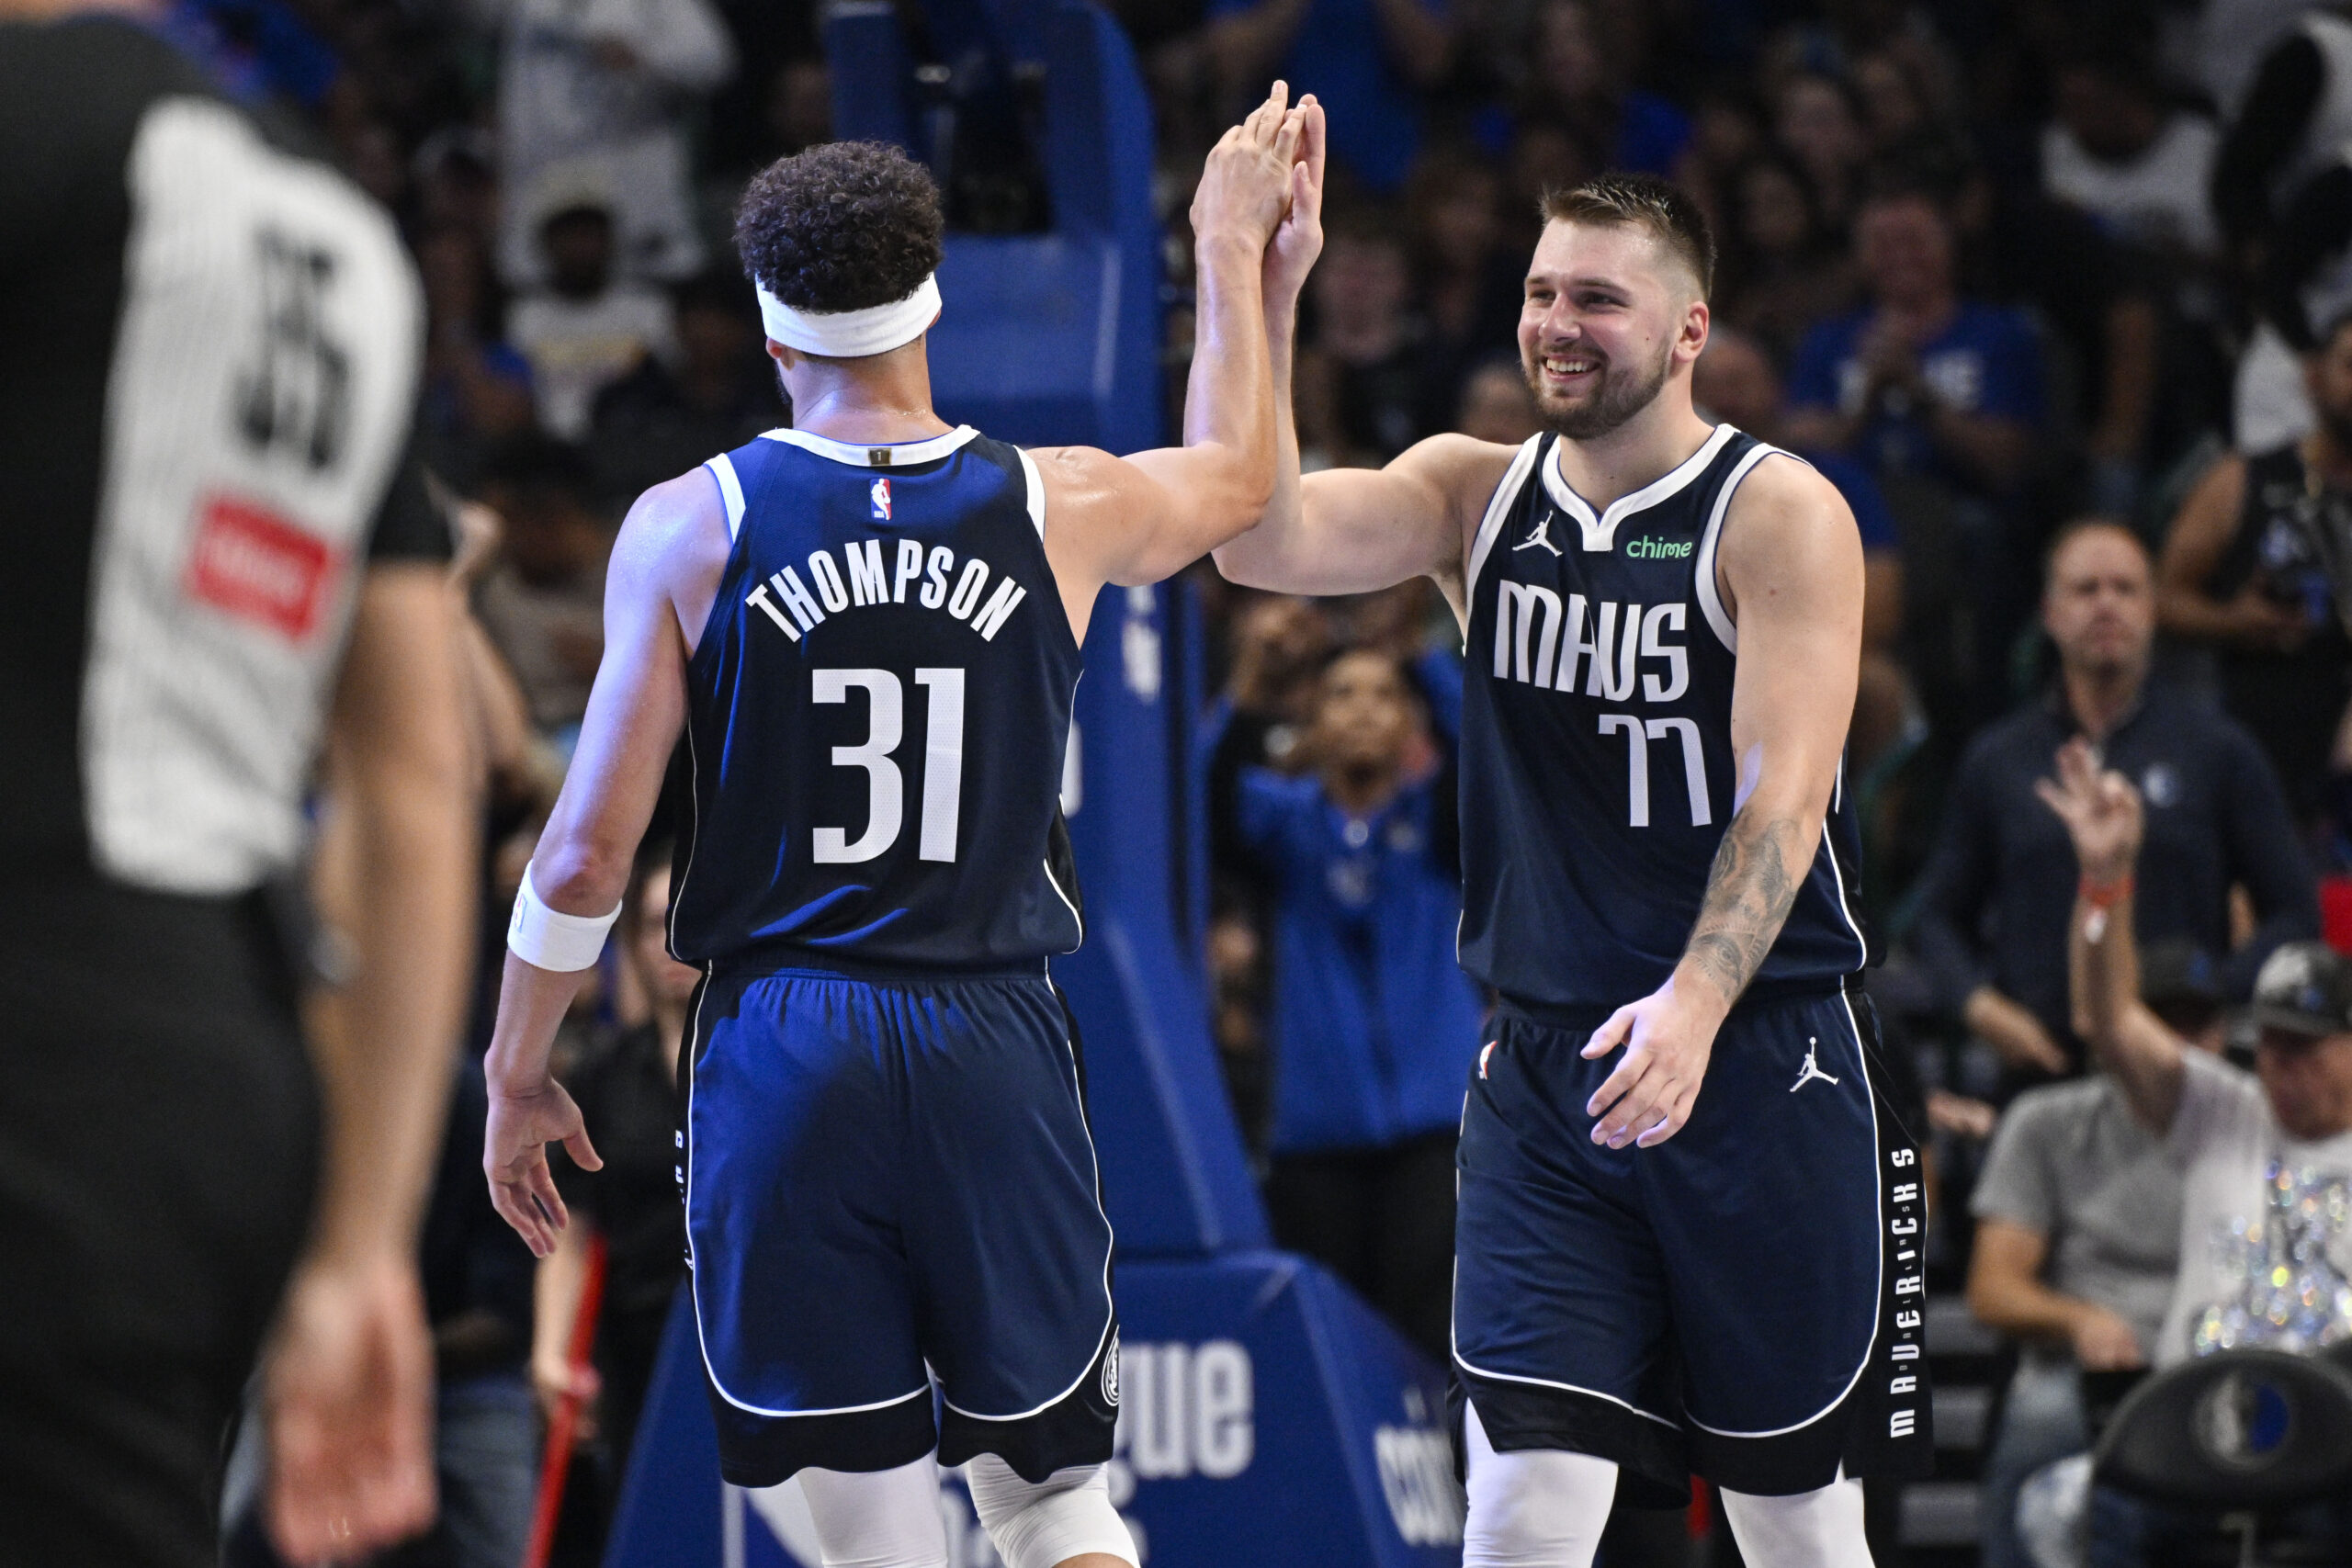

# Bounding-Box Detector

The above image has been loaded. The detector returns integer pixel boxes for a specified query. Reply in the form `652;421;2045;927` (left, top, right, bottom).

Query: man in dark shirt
1911;521;2317;1085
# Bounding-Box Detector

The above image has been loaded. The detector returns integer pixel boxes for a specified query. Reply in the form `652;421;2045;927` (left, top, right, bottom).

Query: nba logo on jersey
870;477;892;521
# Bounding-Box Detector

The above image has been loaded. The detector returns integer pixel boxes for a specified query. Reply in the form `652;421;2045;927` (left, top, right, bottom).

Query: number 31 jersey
670;425;1083;970
1457;425;1867;1010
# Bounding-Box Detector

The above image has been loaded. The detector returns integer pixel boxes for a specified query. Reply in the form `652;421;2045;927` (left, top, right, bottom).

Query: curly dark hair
733;141;944;314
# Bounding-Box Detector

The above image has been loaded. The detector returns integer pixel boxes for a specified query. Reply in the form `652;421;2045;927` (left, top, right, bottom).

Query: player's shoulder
614;465;732;584
1722;441;1858;547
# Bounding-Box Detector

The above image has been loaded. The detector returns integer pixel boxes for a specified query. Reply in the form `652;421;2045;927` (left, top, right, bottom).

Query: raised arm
2037;738;2187;1133
1583;456;1864;1148
482;469;728;1256
1033;85;1302;639
1212;99;1510;604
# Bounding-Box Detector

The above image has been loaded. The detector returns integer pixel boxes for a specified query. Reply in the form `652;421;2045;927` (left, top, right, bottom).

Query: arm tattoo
1681;809;1804;1009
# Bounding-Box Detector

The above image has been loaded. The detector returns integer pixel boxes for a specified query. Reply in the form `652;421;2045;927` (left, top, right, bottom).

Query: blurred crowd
165;0;2352;1561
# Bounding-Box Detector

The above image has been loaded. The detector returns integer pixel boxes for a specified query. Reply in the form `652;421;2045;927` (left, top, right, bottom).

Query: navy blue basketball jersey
668;425;1083;970
1457;425;1867;1010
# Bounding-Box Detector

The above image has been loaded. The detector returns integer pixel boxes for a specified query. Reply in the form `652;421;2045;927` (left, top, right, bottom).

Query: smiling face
1519;219;1707;439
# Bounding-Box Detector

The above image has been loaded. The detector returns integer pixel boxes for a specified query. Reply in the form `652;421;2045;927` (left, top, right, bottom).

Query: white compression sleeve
1718;1477;1875;1568
1461;1402;1619;1568
962;1457;1136;1568
797;1456;951;1568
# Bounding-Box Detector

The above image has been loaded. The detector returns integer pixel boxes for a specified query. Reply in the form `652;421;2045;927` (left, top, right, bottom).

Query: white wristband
508;862;622;972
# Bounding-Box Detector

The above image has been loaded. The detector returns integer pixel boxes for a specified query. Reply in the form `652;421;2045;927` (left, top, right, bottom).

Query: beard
1522;338;1673;440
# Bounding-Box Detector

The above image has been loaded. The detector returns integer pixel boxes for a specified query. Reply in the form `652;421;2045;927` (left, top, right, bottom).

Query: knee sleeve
962;1457;1136;1568
1719;1476;1874;1568
1461;1403;1619;1568
797;1456;950;1568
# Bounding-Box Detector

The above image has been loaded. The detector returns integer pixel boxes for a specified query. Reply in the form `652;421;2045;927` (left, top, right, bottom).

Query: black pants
1265;1130;1457;1359
0;877;319;1568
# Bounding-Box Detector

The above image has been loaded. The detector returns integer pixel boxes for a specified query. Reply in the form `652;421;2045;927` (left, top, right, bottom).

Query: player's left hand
1581;979;1722;1148
265;1249;437;1564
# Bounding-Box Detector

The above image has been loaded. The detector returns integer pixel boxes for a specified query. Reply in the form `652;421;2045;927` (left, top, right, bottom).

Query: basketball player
481;99;1311;1568
0;5;474;1565
1216;157;1931;1565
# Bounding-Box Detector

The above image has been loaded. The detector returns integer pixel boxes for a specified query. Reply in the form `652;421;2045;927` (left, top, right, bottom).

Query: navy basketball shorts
1449;987;1933;1504
683;964;1119;1486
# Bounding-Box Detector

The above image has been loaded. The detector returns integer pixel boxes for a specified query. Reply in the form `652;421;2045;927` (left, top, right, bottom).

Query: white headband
756;274;941;357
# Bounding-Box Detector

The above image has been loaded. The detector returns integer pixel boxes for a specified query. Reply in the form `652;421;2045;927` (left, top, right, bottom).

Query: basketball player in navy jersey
1218;160;1930;1565
477;95;1311;1568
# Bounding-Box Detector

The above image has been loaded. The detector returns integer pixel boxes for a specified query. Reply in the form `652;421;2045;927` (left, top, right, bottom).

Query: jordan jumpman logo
1513;512;1563;556
1790;1038;1840;1093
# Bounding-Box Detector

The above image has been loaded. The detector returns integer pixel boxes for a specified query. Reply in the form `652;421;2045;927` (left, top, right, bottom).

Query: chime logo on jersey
870;476;892;521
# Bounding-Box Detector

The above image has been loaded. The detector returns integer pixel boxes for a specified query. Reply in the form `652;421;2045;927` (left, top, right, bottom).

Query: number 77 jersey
1457;426;1868;1010
669;425;1084;971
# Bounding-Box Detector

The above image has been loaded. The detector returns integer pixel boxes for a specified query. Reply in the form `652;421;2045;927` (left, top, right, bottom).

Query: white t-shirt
2155;1048;2352;1367
2041;113;2220;259
508;285;675;442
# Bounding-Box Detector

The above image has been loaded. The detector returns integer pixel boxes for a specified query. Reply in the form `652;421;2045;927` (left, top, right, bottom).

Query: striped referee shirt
0;16;444;897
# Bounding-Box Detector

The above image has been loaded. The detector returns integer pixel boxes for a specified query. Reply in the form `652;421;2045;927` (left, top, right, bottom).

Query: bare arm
1211;99;1509;606
482;470;727;1256
267;562;476;1562
1033;88;1302;638
1583;457;1864;1147
1967;1219;2147;1368
2155;455;2302;650
2039;738;2188;1133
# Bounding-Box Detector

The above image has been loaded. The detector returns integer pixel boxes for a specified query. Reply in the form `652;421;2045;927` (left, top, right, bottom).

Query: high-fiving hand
1191;82;1315;256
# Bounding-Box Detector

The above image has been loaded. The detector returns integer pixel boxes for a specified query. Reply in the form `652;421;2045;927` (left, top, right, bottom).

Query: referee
0;6;475;1566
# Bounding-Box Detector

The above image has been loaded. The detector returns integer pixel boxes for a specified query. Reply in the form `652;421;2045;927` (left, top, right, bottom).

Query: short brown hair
1541;173;1715;299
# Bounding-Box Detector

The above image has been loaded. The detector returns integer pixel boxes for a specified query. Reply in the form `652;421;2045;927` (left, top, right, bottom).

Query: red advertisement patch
184;495;341;641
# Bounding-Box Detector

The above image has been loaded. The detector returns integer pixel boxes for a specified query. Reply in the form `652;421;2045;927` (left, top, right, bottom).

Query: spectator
537;845;693;1552
1964;942;2226;1568
2044;739;2352;1561
1520;0;1690;176
489;0;736;288
1216;648;1480;1357
1783;180;2044;705
2213;8;2352;451
1206;594;1337;867
473;434;613;738
588;271;779;509
1909;521;2318;1089
1716;153;1858;367
508;192;679;442
2157;310;2352;838
1783;181;2042;504
416;224;537;488
1295;207;1432;467
2041;48;2221;264
1402;145;1521;432
1453;355;1542;446
2211;8;2352;265
2236;149;2352;455
1771;69;1869;232
1204;0;1452;193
